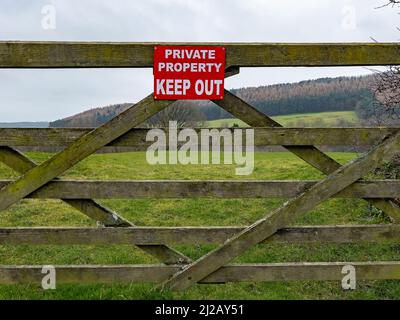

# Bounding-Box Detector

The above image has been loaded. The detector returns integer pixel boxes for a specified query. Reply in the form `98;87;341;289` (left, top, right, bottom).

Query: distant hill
50;103;132;128
50;75;374;128
207;111;358;128
0;122;49;128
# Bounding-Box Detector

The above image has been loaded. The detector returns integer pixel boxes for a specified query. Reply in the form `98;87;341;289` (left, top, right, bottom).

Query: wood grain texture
0;180;395;199
0;128;398;148
0;225;399;245
1;262;400;284
1;42;400;68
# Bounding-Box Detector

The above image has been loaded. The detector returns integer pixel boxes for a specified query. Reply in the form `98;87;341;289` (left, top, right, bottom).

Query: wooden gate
0;42;400;291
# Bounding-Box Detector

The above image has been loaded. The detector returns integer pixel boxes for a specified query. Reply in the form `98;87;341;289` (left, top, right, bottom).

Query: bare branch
372;66;400;120
375;0;400;9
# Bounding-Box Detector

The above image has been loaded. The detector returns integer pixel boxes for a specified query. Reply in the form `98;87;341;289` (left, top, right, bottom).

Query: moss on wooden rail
0;225;399;245
0;127;398;148
1;42;400;68
0;262;400;284
0;179;396;199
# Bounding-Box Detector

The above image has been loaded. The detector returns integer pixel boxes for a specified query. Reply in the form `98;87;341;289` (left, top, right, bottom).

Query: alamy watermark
41;265;56;290
146;121;254;175
41;4;57;30
341;264;356;290
341;5;357;30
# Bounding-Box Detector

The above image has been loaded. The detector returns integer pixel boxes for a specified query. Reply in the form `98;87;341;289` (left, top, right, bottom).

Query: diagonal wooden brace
0;95;192;265
0;146;190;265
213;90;400;222
161;130;400;291
0;72;240;264
0;69;239;213
0;94;171;211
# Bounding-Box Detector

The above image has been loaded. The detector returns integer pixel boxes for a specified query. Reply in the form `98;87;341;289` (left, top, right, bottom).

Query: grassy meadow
207;111;358;127
0;150;399;300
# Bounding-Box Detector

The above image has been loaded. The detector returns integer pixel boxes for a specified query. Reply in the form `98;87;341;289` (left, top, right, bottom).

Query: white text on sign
153;46;226;100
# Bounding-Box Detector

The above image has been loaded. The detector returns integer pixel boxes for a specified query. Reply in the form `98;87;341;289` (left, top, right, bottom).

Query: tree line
50;75;380;128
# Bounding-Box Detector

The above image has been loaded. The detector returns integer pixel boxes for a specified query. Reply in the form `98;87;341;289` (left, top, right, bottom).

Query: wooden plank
0;128;149;149
214;90;400;222
270;225;400;244
0;95;174;213
0;225;399;245
0;262;400;284
0;128;398;148
1;42;400;68
161;131;400;291
0;265;176;284
0;147;190;265
0;180;395;199
0;147;37;173
204;262;400;283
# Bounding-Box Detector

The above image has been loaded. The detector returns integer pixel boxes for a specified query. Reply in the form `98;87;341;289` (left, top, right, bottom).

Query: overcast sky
1;0;399;122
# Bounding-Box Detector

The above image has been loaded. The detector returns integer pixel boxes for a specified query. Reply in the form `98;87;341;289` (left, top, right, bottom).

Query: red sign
153;46;225;100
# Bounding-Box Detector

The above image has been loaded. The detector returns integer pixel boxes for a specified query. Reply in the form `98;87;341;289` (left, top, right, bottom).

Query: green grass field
0;151;399;300
207;111;358;127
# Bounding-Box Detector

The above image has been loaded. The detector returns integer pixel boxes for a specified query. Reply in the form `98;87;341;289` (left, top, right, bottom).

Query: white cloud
0;0;399;121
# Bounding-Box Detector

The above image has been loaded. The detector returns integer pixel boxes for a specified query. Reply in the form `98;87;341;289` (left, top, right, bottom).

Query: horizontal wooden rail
0;128;398;149
4;180;398;199
0;225;399;245
0;262;399;284
1;42;400;68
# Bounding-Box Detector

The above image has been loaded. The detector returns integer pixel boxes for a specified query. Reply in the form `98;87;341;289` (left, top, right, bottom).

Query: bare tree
370;1;400;203
367;1;400;124
145;101;206;128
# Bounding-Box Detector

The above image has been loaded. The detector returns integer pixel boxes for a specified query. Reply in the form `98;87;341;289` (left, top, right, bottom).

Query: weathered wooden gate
0;42;400;291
